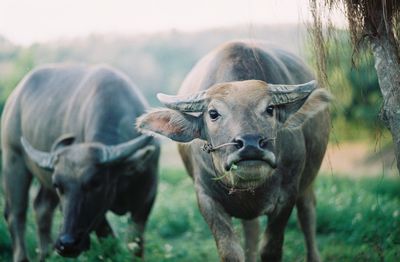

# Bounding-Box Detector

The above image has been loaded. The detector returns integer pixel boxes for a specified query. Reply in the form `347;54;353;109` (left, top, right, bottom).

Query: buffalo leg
260;203;294;262
33;186;59;261
296;187;321;262
94;216;114;238
196;187;245;262
241;218;260;262
128;194;156;258
2;152;33;262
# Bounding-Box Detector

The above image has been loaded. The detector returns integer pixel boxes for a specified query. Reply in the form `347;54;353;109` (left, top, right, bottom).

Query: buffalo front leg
260;203;295;262
241;218;260;262
94;216;114;239
2;153;33;262
127;217;145;258
296;187;321;262
33;186;59;261
127;194;156;258
196;188;244;262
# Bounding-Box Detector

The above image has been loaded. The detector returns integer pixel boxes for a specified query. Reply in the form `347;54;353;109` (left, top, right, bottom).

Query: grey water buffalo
138;41;331;262
1;64;159;261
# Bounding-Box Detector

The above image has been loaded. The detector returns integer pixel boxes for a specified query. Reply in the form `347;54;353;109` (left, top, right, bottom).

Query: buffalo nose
233;135;268;150
58;234;79;249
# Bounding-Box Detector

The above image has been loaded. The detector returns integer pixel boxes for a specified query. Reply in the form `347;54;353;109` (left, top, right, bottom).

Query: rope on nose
201;142;239;153
202;137;277;153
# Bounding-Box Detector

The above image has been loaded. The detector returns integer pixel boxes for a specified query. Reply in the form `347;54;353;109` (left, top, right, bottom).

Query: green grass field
0;168;399;261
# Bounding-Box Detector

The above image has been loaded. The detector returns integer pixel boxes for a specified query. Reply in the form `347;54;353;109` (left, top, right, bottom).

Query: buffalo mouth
55;234;90;258
230;160;275;179
225;150;277;172
216;149;277;189
215;160;275;190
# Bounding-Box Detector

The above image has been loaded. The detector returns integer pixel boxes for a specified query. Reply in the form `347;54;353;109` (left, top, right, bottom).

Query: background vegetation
0;25;398;261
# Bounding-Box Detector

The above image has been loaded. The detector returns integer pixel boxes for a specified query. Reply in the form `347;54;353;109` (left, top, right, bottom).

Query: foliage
0;41;35;112
309;0;400;82
308;0;400;147
307;29;389;141
0;167;399;261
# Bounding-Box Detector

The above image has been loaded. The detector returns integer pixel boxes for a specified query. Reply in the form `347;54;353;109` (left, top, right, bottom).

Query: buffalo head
21;134;154;257
138;80;331;189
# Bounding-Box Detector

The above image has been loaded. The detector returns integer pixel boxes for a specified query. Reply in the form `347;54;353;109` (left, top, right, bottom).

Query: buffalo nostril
233;138;244;149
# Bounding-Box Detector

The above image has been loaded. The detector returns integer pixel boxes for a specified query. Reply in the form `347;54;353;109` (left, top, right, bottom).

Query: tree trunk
369;28;400;174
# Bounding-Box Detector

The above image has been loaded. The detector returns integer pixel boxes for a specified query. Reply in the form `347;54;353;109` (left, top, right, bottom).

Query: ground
0;140;399;261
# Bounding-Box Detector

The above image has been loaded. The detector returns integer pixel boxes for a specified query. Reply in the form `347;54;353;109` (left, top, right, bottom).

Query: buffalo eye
208;109;220;120
266;105;274;116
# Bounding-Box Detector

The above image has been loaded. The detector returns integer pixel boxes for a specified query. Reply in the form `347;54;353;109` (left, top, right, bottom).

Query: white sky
0;0;345;45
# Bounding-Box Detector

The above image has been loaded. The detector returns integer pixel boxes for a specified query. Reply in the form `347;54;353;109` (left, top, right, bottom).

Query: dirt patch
321;142;397;177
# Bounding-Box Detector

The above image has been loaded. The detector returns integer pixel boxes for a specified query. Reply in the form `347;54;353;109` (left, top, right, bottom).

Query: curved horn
268;80;317;105
20;137;56;170
157;91;208;112
100;135;154;164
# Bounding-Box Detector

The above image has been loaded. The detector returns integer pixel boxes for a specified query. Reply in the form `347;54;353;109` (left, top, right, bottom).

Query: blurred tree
307;34;382;140
310;0;400;172
0;47;35;113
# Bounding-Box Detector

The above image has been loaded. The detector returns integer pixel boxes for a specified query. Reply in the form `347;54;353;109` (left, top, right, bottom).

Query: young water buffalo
138;41;331;262
1;64;159;261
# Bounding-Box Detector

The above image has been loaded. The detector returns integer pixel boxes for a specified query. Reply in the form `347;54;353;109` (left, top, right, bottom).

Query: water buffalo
1;64;159;261
138;41;331;262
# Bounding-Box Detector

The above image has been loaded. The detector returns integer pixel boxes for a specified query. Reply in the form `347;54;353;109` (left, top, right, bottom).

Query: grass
0;168;399;261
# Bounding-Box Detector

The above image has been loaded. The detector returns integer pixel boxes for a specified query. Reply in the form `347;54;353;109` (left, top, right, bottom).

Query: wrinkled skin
1;64;159;262
138;41;331;262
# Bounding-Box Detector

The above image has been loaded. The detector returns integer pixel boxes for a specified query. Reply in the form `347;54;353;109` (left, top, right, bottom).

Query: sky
0;0;345;45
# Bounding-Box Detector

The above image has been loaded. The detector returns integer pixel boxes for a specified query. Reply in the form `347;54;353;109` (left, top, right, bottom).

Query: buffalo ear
137;109;204;143
51;134;76;152
283;88;332;129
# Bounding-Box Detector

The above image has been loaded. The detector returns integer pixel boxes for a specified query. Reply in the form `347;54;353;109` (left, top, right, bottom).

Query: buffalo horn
100;135;153;164
269;80;317;105
157;91;208;112
20;137;56;170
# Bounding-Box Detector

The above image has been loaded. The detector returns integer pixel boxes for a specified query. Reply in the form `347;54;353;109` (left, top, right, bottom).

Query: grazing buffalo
138;41;331;262
1;64;159;261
